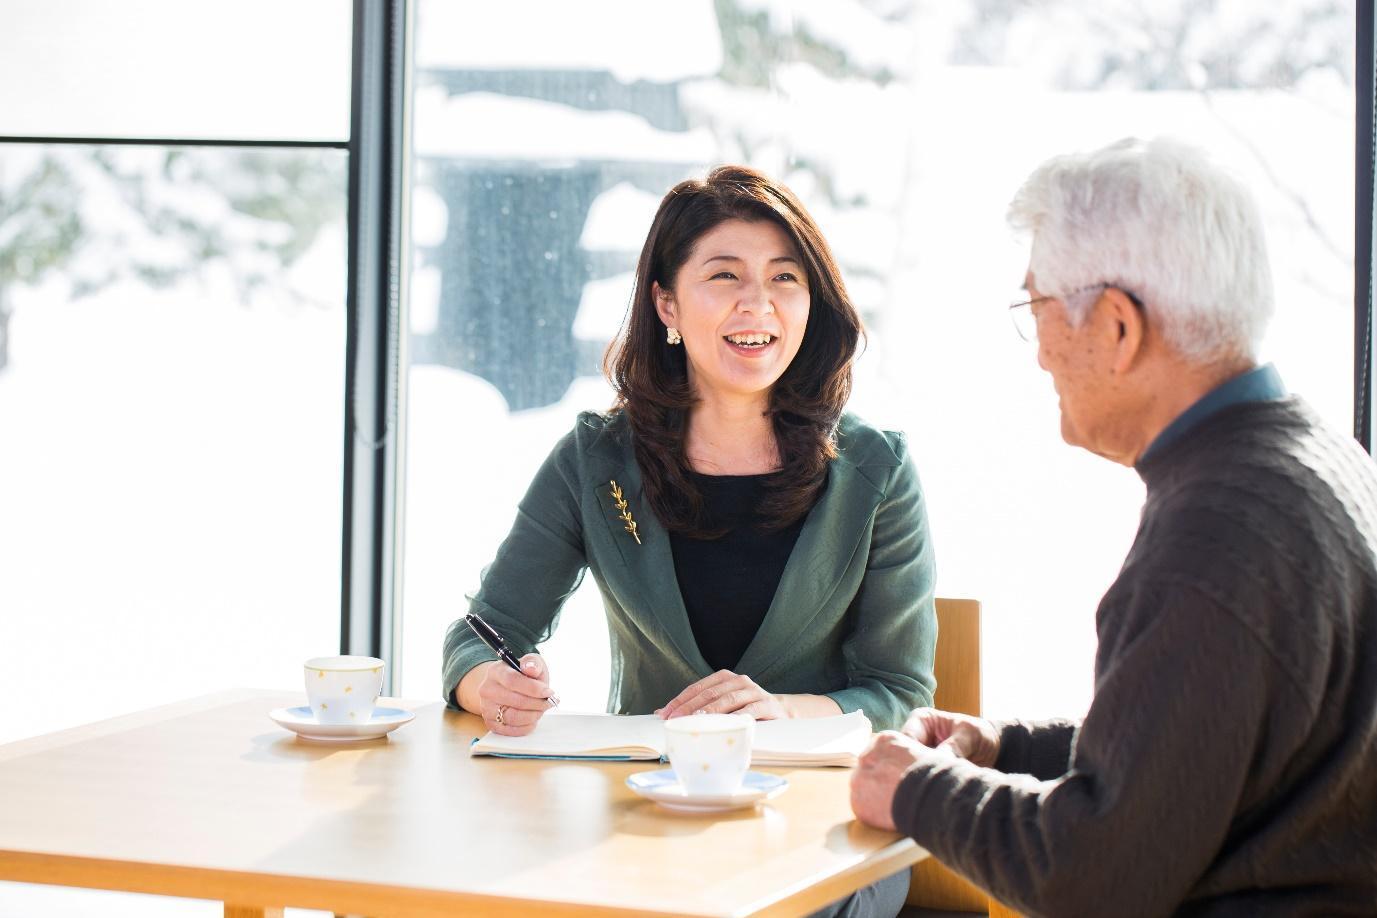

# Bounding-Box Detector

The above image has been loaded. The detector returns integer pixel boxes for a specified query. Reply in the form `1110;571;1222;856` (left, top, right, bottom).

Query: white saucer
269;705;415;742
626;769;788;812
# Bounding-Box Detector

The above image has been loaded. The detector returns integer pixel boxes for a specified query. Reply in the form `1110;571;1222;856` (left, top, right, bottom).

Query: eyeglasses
1007;296;1047;342
1008;283;1144;342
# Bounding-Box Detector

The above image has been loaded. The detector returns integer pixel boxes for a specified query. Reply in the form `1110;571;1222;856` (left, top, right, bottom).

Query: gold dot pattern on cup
321;703;328;710
726;738;735;746
373;667;381;674
345;685;353;693
349;711;356;719
701;764;710;771
318;671;325;679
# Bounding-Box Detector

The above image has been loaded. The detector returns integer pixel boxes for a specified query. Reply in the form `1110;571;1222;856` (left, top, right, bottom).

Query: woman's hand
656;670;789;720
458;655;556;737
900;707;1000;767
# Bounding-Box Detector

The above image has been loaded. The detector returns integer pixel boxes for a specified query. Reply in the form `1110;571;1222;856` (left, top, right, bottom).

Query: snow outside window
399;0;1357;721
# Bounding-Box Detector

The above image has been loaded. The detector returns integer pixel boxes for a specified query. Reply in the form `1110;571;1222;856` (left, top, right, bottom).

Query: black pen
464;611;560;707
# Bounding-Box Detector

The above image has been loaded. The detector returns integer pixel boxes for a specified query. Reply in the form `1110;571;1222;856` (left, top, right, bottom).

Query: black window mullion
1356;0;1375;452
342;0;407;689
0;135;346;148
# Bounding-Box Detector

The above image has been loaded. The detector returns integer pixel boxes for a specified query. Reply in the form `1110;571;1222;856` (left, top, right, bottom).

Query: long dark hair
604;165;863;537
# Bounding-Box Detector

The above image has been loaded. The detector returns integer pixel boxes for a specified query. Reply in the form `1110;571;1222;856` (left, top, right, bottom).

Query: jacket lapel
587;430;712;676
583;414;898;683
733;445;889;680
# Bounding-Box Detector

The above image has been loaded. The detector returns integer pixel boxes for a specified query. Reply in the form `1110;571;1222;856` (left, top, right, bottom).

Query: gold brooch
609;480;641;545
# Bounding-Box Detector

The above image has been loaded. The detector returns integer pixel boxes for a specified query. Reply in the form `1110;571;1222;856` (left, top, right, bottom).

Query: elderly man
851;137;1377;916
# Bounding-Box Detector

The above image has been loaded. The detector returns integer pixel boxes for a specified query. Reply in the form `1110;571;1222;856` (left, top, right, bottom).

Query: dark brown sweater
893;397;1377;916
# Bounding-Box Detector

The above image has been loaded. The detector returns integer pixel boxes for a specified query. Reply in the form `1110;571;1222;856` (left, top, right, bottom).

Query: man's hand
901;707;1000;767
850;731;932;831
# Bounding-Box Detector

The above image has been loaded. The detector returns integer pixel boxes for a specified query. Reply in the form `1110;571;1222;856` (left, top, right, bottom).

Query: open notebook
469;710;873;767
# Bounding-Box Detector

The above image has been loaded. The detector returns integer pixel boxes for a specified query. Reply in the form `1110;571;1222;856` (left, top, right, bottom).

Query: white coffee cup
663;712;754;795
304;656;384;725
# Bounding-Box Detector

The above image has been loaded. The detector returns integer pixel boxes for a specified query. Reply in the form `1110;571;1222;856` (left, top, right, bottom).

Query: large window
0;0;350;141
0;0;1364;914
0;144;348;745
398;0;1356;719
0;3;350;915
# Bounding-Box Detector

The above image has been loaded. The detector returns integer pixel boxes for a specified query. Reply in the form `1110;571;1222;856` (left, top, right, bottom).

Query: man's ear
1103;288;1146;374
652;281;676;327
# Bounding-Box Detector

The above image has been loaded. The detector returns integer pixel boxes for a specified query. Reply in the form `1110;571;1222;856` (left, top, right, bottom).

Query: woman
443;165;936;738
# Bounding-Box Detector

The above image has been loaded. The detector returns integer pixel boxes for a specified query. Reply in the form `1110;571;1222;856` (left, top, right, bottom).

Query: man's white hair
1007;136;1274;362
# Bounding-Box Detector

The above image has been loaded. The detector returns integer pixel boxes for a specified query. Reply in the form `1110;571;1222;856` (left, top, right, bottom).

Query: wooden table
0;689;926;917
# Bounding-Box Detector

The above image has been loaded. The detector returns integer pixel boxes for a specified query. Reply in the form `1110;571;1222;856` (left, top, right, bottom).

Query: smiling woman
441;166;937;744
613;166;862;536
653;218;811;412
441;166;934;916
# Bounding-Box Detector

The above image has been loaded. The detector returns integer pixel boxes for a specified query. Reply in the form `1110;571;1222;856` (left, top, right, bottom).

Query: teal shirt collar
1137;363;1286;466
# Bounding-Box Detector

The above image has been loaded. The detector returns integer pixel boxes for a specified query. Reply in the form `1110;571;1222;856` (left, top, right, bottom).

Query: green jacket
442;411;937;730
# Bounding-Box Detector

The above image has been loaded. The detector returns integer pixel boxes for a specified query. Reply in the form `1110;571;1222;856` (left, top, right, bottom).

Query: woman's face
654;218;811;405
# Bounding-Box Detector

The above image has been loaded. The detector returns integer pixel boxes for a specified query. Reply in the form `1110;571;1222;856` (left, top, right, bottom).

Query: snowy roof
413;88;716;163
580;182;663;251
415;0;722;84
573;271;635;341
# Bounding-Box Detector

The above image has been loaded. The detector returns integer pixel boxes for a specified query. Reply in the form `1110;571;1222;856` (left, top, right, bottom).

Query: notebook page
752;710;873;764
470;712;665;758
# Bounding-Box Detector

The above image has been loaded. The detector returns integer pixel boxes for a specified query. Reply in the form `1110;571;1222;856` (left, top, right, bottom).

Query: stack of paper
469;710;873;767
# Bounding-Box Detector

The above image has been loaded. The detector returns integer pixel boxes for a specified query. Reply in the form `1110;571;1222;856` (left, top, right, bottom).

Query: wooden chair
902;598;1022;918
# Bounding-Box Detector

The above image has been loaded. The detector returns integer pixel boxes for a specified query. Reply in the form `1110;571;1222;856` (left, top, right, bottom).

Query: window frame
1356;0;1375;452
341;0;410;692
2;3;1371;697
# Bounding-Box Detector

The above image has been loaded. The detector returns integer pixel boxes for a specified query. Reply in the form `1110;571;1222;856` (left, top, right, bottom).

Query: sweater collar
1136;363;1286;470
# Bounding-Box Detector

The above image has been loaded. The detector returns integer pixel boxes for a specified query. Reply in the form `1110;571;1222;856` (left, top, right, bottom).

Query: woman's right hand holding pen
457;654;556;736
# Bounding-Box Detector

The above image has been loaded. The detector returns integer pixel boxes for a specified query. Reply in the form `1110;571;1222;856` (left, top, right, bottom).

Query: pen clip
465;611;506;653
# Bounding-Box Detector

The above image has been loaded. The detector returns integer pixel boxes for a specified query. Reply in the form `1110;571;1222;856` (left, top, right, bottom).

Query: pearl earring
666;327;682;345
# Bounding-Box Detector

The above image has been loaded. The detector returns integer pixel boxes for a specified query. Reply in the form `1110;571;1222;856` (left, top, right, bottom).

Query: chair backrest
906;597;992;914
933;597;981;717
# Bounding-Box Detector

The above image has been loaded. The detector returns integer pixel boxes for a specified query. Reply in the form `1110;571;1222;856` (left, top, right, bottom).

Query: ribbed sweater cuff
891;755;987;855
990;718;1076;780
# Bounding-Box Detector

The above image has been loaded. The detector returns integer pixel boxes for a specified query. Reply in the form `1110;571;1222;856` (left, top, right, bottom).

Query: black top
669;472;806;671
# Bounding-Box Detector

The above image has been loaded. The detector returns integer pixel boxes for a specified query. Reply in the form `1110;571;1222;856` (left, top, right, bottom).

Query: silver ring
495;704;507;726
